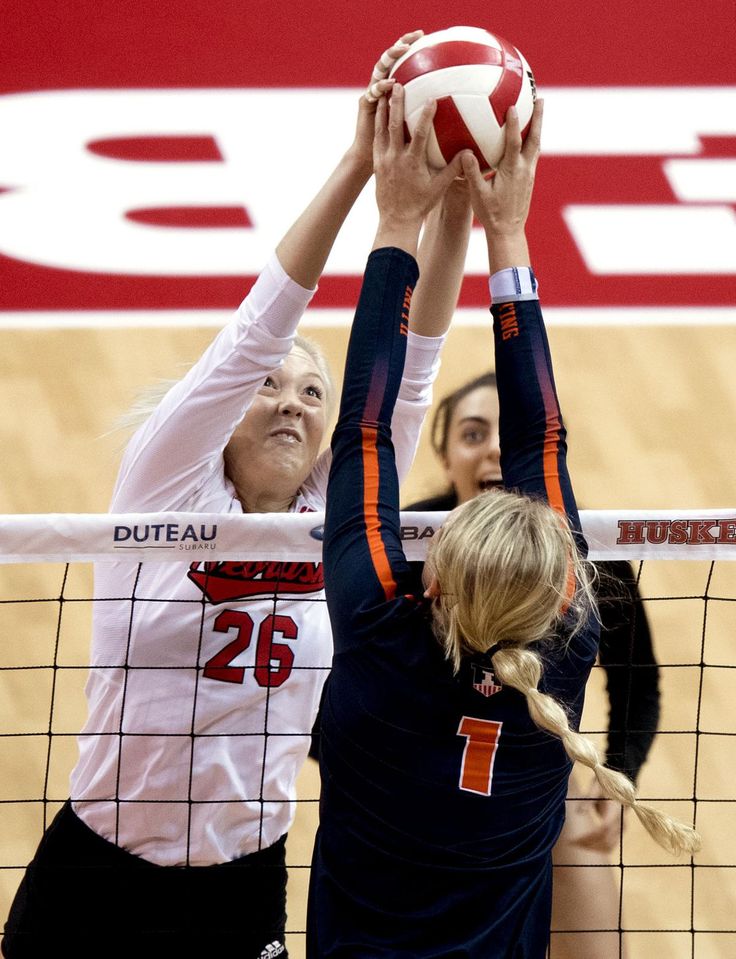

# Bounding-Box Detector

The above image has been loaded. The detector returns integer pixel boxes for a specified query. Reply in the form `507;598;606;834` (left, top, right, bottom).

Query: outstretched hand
365;30;423;102
372;85;465;255
461;99;543;271
349;30;424;172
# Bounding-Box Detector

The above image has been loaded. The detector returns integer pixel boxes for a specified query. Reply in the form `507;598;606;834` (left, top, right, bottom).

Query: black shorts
2;802;289;959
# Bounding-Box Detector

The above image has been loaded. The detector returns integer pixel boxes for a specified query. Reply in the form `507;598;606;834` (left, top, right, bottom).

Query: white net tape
2;508;736;563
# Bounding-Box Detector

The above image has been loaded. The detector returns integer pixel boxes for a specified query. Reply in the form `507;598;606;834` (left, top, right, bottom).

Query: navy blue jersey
307;248;599;958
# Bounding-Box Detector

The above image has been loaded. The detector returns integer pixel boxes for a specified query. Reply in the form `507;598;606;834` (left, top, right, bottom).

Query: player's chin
275;447;320;485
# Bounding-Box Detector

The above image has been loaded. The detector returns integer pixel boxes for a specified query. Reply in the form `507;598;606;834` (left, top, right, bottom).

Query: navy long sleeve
324;247;418;645
493;297;583;544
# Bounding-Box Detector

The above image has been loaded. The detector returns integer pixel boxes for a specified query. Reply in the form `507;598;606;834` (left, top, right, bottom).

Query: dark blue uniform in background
307;248;599;958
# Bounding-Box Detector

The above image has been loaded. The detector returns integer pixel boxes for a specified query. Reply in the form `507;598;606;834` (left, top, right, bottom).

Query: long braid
491;646;701;857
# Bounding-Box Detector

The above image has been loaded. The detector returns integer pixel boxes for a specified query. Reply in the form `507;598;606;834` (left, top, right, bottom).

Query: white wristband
489;267;539;303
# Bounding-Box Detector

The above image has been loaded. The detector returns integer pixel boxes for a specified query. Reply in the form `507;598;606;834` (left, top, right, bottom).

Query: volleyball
388;26;536;172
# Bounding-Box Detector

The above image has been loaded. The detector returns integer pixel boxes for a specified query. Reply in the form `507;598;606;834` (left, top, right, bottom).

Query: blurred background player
307;88;697;957
408;370;660;958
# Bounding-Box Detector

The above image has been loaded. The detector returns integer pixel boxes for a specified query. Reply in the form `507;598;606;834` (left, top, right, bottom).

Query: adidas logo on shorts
259;942;285;958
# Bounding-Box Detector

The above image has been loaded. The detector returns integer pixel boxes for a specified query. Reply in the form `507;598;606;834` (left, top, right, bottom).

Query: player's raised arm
382;110;474;482
276;31;424;288
409;178;473;337
324;86;463;637
461;101;581;536
113;35;431;513
461;100;541;273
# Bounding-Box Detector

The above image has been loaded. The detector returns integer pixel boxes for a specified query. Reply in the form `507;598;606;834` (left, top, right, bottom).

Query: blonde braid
491;646;701;857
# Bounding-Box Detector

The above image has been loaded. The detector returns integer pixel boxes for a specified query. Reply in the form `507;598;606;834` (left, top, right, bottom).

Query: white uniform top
69;253;443;866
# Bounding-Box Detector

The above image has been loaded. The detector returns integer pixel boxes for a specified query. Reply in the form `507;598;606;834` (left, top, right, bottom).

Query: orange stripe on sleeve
360;425;397;601
532;341;565;518
541;426;576;607
536;362;576;605
541;429;565;517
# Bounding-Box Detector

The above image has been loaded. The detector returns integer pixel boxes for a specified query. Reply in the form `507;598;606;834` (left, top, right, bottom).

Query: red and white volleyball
389;26;536;171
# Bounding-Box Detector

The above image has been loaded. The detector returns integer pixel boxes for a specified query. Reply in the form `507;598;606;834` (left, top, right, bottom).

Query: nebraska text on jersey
188;560;324;603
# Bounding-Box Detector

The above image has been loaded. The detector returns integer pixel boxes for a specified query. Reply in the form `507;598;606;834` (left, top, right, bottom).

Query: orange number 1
457;716;503;796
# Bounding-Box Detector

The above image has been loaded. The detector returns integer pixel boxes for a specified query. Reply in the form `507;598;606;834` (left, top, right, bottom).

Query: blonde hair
112;334;334;438
428;491;592;670
428;489;701;857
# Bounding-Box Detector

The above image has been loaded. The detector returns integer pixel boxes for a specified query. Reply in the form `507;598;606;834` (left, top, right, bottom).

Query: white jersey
69;253;443;866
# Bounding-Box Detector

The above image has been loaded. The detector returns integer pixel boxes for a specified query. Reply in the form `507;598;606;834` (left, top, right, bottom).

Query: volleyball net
0;509;734;958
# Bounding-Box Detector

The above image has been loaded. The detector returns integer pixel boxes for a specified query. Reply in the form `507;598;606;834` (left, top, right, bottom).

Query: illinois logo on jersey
188;560;324;603
471;663;502;698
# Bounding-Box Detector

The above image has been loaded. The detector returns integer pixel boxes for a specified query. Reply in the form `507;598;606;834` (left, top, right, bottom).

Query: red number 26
203;610;297;687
